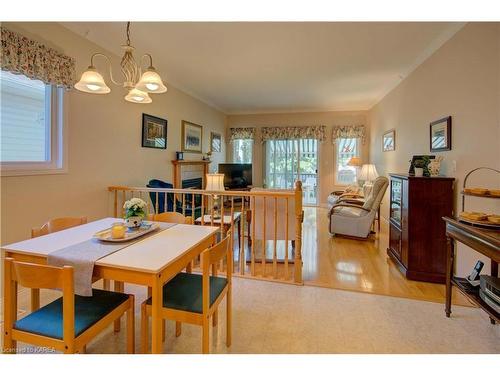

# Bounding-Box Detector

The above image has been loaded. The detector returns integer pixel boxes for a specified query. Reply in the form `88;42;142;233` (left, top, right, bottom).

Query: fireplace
182;177;203;189
171;160;211;189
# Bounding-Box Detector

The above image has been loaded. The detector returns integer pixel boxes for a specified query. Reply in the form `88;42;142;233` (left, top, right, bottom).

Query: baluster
201;193;205;225
182;193;186;216
155;192;159;215
240;195;246;275
230;196;235;275
164;190;168;213
210;195;215;227
262;196;266;277
191;193;195;223
285;197;289;280
251;196;256;276
273;197;278;279
220;196;225;271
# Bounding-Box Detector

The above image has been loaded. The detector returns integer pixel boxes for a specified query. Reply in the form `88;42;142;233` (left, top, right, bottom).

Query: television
218;163;252;189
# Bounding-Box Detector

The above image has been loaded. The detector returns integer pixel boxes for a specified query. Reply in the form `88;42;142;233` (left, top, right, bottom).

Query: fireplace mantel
171;159;211;188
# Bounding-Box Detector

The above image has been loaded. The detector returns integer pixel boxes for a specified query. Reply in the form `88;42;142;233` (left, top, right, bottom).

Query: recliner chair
328;176;388;239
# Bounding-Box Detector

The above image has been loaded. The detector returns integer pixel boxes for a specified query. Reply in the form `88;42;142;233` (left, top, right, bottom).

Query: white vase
125;216;142;228
414;167;424;177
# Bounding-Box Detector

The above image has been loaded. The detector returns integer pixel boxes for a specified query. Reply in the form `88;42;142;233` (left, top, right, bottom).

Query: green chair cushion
14;289;129;340
146;272;227;313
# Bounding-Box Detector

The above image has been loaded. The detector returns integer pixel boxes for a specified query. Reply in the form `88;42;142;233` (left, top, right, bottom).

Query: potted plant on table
123;198;147;228
413;156;431;177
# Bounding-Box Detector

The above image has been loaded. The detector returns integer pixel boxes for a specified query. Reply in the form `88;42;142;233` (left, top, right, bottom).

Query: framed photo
181;120;203;153
142;114;167;149
430;116;452;152
210;132;222;153
382;129;395;152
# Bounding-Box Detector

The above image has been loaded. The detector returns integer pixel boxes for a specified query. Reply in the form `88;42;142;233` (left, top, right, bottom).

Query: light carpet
6;278;500;354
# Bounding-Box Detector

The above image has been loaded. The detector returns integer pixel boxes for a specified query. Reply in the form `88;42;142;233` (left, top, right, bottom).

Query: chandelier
75;22;167;104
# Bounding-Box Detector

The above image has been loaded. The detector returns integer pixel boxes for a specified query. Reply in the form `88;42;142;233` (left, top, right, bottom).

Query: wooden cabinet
387;173;455;283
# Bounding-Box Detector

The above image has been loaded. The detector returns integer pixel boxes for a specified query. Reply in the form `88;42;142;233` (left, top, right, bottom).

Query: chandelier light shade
135;67;168;93
74;22;167;103
74;68;111;94
125;88;152;104
358;164;379;182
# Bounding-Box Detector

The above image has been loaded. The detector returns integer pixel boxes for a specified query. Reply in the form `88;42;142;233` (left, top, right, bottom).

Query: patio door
264;139;318;205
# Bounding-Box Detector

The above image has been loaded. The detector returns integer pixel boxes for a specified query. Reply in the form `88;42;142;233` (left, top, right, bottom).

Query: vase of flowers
123;198;147;228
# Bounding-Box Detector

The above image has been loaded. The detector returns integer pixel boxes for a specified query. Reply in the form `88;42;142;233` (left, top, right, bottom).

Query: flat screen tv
218;163;252;189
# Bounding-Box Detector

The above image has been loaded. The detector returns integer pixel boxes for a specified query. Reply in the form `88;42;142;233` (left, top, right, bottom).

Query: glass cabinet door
390;178;402;226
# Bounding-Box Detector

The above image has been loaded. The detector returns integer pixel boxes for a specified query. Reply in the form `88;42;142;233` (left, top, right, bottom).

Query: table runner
47;222;176;296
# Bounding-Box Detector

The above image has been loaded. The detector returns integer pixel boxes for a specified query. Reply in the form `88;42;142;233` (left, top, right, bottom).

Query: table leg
114;281;124;332
445;236;454;318
151;276;163;354
30;288;40;312
490;260;498;325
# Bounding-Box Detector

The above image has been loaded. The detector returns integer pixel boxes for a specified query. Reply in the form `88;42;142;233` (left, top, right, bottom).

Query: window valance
229;127;256;142
332;125;366;144
260;125;326;142
1;27;76;89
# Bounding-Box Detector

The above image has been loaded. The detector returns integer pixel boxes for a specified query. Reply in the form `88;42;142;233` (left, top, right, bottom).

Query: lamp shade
205;173;225;191
347;157;362;167
125;88;152;104
74;68;111;94
135;68;167;94
358;164;379;182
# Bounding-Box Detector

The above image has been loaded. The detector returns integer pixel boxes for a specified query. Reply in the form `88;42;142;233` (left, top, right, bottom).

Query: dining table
1;217;219;354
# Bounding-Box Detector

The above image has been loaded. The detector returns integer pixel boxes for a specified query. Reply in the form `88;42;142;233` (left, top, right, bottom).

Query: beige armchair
328;176;388;239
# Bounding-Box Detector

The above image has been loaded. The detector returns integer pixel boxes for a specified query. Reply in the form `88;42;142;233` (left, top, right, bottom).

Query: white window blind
232;139;253;164
1;71;51;162
335;137;360;185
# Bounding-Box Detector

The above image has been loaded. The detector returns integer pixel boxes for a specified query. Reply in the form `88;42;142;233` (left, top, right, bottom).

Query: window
265;139;318;204
0;71;65;175
232;139;253;164
335;137;360;185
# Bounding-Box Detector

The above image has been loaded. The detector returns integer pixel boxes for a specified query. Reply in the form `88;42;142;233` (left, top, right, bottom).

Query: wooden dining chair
31;217;88;238
3;258;135;354
30;216;107;312
149;212;193;224
140;234;232;354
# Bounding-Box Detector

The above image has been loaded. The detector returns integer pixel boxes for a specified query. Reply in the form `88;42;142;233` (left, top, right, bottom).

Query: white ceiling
62;22;465;114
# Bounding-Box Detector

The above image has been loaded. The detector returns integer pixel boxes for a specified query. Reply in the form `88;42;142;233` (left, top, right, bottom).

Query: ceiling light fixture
74;22;167;103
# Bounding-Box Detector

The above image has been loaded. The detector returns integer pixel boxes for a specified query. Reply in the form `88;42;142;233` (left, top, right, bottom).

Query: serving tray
458;217;500;230
93;222;160;242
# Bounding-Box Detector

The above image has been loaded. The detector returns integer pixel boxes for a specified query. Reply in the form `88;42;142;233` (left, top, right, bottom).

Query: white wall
369;23;500;276
0;22;226;246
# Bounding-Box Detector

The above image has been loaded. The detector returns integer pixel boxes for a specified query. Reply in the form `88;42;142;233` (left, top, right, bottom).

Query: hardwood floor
301;207;471;306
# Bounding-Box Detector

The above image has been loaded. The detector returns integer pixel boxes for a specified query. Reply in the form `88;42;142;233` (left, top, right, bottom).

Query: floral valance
332;125;366;144
229;127;256;142
1;27;76;89
260;126;326;142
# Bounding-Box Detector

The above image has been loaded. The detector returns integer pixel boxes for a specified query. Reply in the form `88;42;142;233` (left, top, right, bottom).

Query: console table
443;217;499;324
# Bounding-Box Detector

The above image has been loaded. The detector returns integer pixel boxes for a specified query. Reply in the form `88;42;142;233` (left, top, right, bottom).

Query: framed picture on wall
430;116;452;152
382;129;395;152
210;132;222;153
142;113;167;149
181;120;203;153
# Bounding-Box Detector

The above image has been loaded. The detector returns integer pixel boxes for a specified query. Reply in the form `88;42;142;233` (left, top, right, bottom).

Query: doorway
264;139;318;205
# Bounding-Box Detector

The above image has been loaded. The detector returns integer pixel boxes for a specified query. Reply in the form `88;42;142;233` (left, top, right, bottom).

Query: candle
111;222;126;239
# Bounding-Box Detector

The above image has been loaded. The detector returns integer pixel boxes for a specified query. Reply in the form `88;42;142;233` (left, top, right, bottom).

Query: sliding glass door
264;139;318;205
